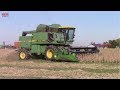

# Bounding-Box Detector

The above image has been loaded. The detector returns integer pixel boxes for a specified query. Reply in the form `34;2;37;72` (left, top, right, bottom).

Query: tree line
103;38;120;48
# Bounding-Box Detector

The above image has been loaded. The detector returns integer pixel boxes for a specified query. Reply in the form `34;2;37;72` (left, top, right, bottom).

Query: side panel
32;32;65;45
31;45;47;55
32;32;48;44
39;45;47;54
31;45;38;53
19;36;32;48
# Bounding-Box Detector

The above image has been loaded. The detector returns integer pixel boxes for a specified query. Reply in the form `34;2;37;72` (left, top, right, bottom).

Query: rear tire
19;49;30;60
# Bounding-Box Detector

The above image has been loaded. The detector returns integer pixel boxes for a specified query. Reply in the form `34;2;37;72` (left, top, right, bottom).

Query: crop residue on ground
0;48;119;79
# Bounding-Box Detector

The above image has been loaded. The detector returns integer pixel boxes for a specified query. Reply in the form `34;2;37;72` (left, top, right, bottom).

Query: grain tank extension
18;24;78;62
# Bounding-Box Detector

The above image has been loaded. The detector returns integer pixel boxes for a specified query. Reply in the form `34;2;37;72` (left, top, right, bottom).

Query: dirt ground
0;48;119;79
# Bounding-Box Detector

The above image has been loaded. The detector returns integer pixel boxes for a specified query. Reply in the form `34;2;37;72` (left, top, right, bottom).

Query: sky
0;11;120;46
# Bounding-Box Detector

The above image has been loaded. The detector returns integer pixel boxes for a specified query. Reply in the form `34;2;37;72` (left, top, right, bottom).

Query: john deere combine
18;24;99;62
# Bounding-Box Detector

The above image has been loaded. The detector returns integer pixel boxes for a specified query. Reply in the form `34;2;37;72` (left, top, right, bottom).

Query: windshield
68;29;75;40
60;29;75;41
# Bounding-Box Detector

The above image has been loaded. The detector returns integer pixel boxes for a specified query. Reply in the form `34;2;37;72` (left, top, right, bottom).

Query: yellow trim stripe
19;40;46;42
59;26;75;28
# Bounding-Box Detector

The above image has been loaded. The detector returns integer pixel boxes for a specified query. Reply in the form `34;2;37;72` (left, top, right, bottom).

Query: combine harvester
18;24;99;62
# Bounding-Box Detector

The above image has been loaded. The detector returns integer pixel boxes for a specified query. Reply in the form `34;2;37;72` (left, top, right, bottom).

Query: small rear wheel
19;49;30;60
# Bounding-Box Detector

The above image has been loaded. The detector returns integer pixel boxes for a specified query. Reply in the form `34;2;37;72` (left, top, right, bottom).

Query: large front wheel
45;47;54;60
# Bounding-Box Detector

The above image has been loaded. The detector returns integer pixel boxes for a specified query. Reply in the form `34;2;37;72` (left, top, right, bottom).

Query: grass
81;68;119;73
0;60;119;79
0;61;118;72
79;61;119;66
0;76;41;79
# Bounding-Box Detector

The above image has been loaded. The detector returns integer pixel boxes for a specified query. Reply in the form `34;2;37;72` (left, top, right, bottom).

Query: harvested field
0;48;119;79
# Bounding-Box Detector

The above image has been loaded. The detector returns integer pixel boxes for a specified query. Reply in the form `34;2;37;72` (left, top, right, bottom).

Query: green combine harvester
18;24;99;62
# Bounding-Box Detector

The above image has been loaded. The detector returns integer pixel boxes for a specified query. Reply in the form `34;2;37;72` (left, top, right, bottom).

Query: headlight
54;55;57;58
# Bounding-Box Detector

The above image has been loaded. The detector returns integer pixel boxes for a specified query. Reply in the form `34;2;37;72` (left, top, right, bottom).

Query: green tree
116;38;120;47
108;40;119;48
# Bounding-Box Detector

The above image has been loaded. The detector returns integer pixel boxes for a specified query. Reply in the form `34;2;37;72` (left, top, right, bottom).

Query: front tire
45;47;54;60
